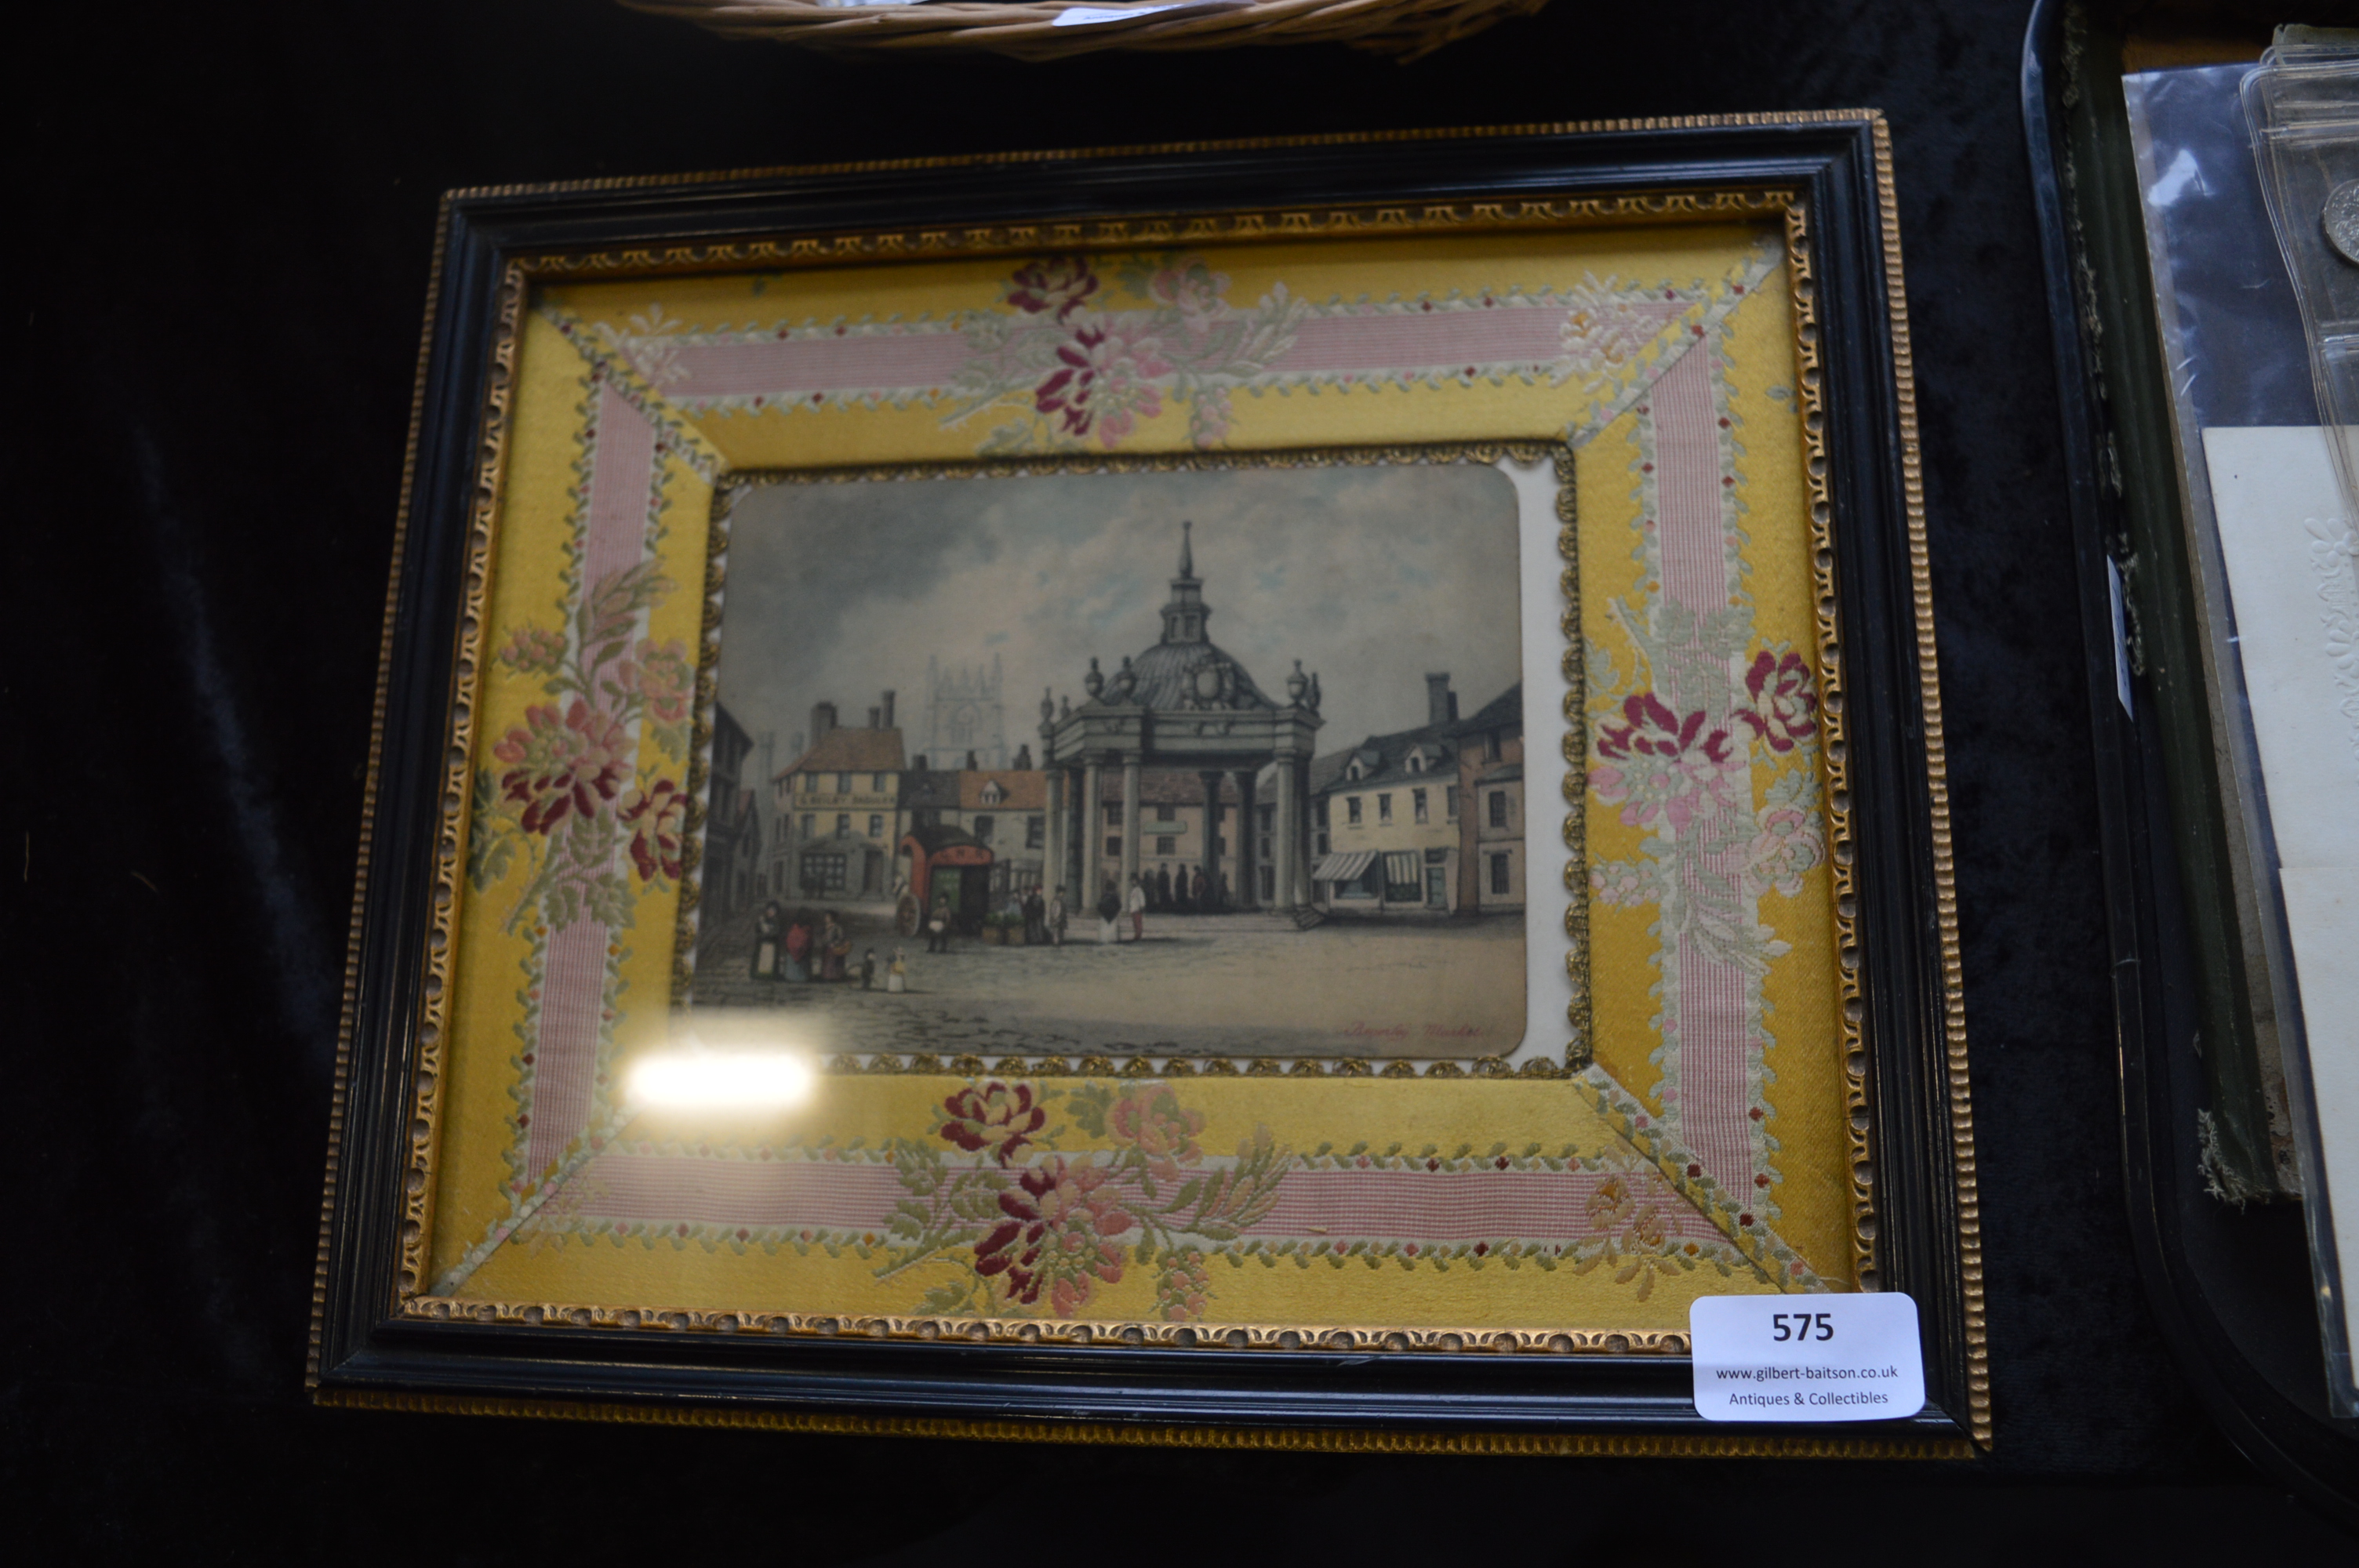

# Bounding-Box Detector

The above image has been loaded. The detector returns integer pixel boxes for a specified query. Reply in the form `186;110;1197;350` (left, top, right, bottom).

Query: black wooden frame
312;116;1979;1451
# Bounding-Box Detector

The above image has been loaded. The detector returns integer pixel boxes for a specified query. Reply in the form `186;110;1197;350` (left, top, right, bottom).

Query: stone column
1233;768;1259;909
1274;754;1299;912
1292;759;1315;912
1198;770;1225;912
1067;766;1088;909
1043;768;1063;909
1120;756;1143;902
1081;757;1103;906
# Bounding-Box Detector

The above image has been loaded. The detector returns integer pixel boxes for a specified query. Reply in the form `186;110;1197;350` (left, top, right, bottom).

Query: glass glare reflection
629;1048;813;1109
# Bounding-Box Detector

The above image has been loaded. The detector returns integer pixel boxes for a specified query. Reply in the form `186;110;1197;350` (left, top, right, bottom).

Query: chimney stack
1425;673;1455;728
966;750;980;771
1012;743;1033;770
881;690;896;729
810;702;837;745
867;705;881;729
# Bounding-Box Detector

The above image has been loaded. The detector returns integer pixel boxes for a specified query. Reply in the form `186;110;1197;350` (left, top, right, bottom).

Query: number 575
1772;1312;1834;1342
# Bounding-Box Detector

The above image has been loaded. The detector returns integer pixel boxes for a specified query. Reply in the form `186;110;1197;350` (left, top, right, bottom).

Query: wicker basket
621;0;1552;64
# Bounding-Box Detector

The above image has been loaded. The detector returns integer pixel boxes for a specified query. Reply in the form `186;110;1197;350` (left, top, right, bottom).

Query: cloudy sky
713;462;1524;779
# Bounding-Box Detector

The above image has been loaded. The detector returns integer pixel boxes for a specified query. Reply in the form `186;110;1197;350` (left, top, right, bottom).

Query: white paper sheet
2205;425;2359;1373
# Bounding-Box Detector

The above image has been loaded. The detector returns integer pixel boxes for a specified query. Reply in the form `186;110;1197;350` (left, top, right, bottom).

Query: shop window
1383;850;1420;902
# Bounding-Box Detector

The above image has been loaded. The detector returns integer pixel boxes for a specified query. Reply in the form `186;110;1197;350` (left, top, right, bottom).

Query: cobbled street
688;901;1526;1059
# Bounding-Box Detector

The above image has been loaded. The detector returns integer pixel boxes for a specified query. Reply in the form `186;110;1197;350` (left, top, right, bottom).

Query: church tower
923;652;1009;770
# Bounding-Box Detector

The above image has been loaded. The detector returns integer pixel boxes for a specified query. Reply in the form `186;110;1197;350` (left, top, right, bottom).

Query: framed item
313;115;1983;1454
2023;0;2359;1514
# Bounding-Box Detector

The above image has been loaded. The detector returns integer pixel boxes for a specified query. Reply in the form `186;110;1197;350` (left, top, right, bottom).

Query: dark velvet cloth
10;0;2355;1553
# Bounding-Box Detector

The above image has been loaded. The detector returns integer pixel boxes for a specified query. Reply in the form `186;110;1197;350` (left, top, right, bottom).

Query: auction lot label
1689;1293;1926;1422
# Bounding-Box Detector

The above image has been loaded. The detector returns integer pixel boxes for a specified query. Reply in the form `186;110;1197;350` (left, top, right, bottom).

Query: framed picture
314;115;1984;1454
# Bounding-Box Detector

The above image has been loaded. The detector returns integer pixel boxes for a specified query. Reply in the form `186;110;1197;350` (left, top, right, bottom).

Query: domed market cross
1039;522;1326;918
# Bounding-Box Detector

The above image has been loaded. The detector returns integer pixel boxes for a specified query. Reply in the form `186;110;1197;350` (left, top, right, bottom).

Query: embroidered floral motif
939;1080;1049;1165
1733;649;1817;753
1584;346;1824;1219
1592;692;1745;832
496;624;566;677
1033;322;1173;448
951;253;1307;454
1005;255;1100;323
619;778;688;886
976;1156;1134;1315
467;555;685;932
882;1080;1291;1319
1108;1082;1204;1185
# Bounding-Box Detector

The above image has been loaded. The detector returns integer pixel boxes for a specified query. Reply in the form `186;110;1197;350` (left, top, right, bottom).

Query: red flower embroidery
1034;324;1171;448
1597;692;1734;770
1006;255;1099;322
940;1081;1047;1166
1590;693;1742;831
493;699;633;835
973;1156;1132;1316
1733;649;1817;753
620;778;688;883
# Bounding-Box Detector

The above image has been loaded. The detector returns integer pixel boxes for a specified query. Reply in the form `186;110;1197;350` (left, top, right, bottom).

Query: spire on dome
1159;521;1209;644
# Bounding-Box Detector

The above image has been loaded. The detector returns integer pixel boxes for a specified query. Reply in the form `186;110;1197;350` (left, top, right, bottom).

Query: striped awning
1310;850;1376;883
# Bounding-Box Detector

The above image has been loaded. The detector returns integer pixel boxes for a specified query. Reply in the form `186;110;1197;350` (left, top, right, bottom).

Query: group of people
1132;862;1226;915
1009;886;1067;946
749;902;907;993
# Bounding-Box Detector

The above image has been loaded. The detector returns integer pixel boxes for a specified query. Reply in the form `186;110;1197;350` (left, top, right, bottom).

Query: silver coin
2327;180;2359;265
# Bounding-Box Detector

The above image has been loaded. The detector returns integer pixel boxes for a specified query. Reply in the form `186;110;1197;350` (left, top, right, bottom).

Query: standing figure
820;914;849;982
927;895;952;955
751;901;783;981
887;948;907;993
783;910;813;983
1023;885;1045;946
1096;881;1121;946
1126;873;1147;943
1190;866;1209;911
860;949;878;991
1154;864;1172;912
1049;889;1067;947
